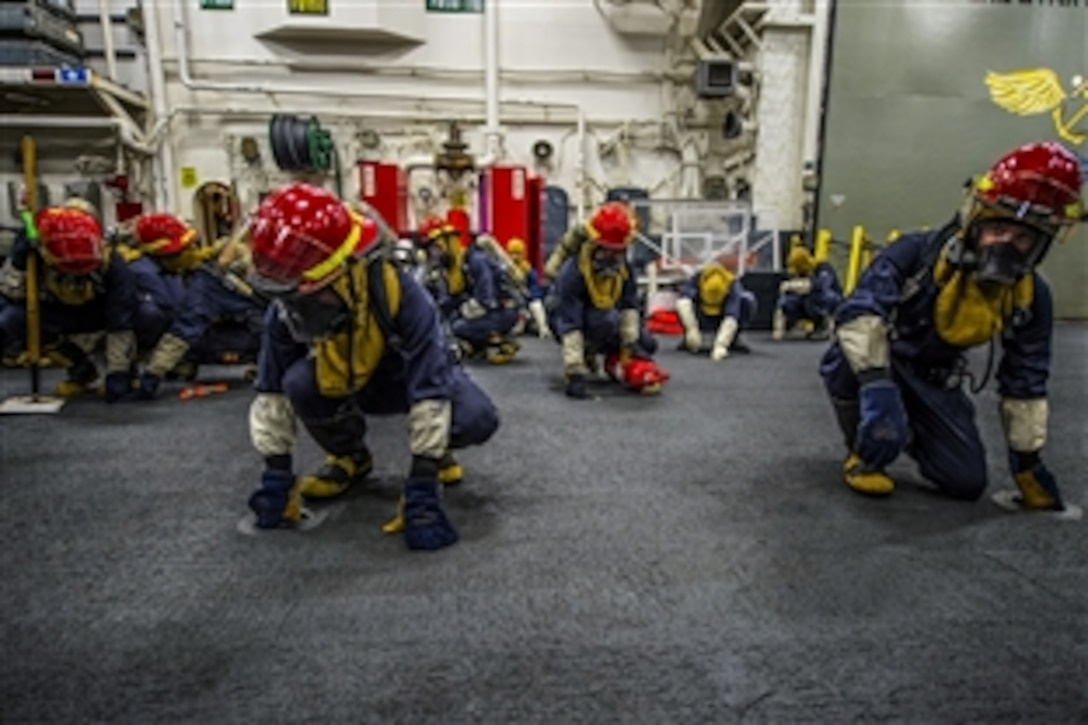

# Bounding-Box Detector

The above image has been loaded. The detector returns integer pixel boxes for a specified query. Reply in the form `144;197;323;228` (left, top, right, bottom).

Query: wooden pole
20;135;43;399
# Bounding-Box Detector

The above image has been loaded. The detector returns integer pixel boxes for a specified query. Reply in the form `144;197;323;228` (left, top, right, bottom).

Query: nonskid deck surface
2;327;1086;722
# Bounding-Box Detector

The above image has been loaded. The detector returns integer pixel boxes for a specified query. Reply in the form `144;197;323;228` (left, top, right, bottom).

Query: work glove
1008;450;1067;512
855;379;908;469
683;328;702;353
102;372;133;404
780;278;812;295
528;299;552;339
675;298;702;352
403;479;458;551
459;298;487;320
248;468;300;529
710;317;738;361
565;373;588;399
129;372;161;401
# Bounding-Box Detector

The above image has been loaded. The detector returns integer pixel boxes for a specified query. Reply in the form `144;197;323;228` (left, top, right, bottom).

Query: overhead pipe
97;0;118;82
0;116;154;155
802;0;832;166
808;0;839;242
166;0;594;208
483;0;501;159
159;55;670;84
144;0;177;210
166;0;589;171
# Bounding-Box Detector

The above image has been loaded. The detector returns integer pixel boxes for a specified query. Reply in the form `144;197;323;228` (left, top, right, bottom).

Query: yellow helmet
507;237;526;259
787;246;816;277
698;263;733;316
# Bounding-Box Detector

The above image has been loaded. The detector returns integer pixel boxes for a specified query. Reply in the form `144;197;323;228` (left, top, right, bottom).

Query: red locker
356;161;408;236
482;166;530;250
115;202;143;223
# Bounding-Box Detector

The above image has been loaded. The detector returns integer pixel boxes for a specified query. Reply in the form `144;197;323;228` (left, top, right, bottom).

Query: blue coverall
819;229;1053;500
778;261;843;326
436;245;519;350
550;256;657;357
678;273;758;333
257;265;499;458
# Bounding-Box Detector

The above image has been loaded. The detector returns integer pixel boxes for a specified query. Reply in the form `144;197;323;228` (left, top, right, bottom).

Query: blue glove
102;372;133;403
1008;451;1066;511
403;479;458;551
855;379;908;468
129;373;161;401
565;374;587;400
248;468;298;529
10;232;32;270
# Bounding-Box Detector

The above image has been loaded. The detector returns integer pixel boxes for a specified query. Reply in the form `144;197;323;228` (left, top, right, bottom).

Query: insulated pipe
144;0;176;210
483;0;501;159
809;0;839;243
575;107;586;220
168;0;588;210
802;0;832;166
0;116;155;155
98;0;118;82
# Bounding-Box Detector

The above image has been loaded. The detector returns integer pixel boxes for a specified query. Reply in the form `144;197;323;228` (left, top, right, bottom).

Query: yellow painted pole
21;135;43;398
860;232;874;272
814;229;831;262
844;225;865;294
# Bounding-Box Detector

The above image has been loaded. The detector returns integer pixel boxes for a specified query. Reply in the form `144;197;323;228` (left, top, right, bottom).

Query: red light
30;68;56;83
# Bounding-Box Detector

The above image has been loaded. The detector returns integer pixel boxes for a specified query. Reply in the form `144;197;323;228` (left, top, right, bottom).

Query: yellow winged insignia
985;68;1066;116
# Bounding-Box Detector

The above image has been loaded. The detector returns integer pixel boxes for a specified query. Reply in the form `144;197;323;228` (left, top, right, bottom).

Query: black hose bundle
268;114;342;196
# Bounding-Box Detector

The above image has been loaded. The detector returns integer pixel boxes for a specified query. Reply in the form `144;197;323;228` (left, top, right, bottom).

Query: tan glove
675;297;702;352
529;299;551;339
780;278;813;295
710;317;738;361
459;298;487;320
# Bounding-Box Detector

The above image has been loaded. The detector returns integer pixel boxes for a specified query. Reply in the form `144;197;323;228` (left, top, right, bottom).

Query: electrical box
356;161;407;237
695;59;736;98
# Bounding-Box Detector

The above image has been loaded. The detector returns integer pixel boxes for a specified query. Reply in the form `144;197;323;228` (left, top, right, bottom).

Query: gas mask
591;247;625;277
275;287;349;342
968;219;1049;287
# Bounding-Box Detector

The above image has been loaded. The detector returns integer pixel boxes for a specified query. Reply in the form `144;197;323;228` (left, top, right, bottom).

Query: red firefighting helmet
133;212;197;256
35;207;104;275
965;140;1085;245
586;202;637;251
417;215;453;245
247;183;380;295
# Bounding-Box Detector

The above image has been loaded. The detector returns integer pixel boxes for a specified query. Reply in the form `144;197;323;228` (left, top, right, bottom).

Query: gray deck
2;327;1085;723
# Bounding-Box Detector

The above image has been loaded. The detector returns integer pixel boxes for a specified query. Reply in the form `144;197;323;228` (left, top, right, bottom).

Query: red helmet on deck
247;183;379;294
965;140;1084;243
586;202;637;251
133;212;197;256
35;207;104;275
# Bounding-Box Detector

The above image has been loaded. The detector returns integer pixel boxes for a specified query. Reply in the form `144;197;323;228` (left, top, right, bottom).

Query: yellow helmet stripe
301;209;363;283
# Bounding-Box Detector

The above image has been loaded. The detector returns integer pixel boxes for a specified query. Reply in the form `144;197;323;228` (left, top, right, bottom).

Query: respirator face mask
275;287;349;342
591;247;625;277
972;219;1048;287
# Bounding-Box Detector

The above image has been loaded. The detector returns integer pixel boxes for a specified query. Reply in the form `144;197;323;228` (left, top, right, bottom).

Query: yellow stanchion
814;229;831;262
1;135;66;414
844;225;866;295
